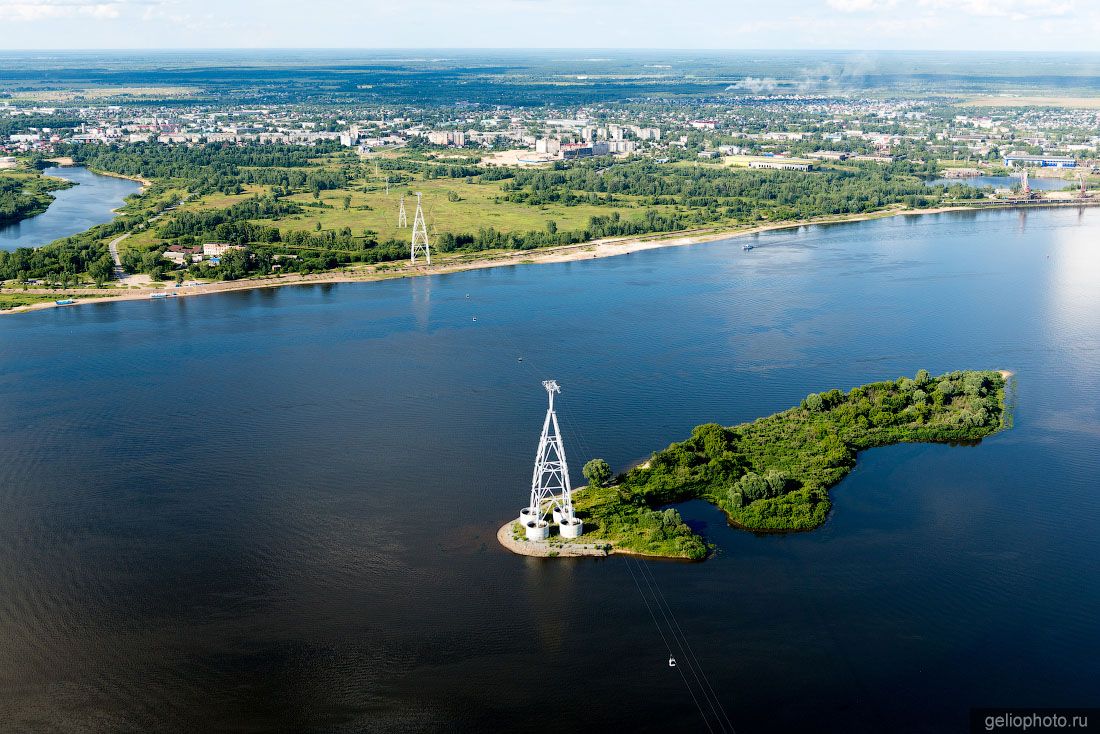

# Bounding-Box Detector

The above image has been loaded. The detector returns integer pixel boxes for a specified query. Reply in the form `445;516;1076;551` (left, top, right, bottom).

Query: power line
637;560;736;734
625;557;716;734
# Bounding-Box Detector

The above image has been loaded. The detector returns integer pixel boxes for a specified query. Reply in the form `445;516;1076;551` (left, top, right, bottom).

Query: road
105;193;191;284
107;232;128;279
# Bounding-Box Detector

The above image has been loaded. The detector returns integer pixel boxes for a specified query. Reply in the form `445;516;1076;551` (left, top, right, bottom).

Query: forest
59;142;349;196
7;138;965;284
571;370;1007;559
500;159;941;219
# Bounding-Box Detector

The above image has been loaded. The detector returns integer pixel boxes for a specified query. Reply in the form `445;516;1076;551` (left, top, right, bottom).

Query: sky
0;0;1098;51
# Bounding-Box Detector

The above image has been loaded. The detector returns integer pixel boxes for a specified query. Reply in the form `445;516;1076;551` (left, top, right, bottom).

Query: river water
0;166;140;251
1;207;1098;732
926;174;1071;191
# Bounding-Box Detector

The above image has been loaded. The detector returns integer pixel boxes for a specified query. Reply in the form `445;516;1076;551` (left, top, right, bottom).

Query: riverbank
0;203;979;316
0;169;76;228
46;158;151;191
9;198;1100;317
84;167;152;192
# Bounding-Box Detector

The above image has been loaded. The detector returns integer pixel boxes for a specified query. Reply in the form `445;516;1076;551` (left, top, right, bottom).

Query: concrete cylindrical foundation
552;508;564;525
519;507;537;526
560;518;584;538
525;521;550;541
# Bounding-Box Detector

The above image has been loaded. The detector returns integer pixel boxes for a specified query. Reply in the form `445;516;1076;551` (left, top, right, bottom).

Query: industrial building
1003;153;1076;168
561;142;593;160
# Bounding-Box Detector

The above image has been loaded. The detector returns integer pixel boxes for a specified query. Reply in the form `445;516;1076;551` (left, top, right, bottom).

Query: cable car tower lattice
519;380;583;540
410;192;431;264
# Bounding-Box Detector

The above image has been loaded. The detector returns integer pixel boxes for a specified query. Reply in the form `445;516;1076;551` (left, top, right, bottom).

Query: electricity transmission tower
410;192;431;264
398;195;407;227
520;380;582;539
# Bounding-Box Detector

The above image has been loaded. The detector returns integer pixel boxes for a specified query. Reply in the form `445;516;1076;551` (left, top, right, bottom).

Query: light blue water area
0;166;140;251
1;207;1098;732
927;174;1072;191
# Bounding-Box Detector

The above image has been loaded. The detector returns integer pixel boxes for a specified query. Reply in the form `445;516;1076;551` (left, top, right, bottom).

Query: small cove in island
501;369;1009;560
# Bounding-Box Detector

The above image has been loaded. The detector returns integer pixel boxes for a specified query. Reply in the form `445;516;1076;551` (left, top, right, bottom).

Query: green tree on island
582;458;612;488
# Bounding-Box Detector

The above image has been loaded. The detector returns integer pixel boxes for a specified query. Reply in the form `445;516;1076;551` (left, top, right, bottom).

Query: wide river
0;166;140;251
1;207;1098;732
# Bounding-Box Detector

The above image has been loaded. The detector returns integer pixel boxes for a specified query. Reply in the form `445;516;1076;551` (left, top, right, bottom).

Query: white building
426;130;466;147
203;243;246;257
535;137;561;155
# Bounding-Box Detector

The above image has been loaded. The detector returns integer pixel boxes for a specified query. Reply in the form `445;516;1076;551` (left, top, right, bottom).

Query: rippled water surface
0;166;140;250
1;208;1098;732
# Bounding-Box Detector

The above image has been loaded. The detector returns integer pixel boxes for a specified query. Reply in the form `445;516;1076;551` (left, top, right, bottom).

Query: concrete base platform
496;522;610;558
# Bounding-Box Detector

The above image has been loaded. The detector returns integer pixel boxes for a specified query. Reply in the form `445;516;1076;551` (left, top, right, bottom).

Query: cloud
0;0;158;22
826;0;896;11
828;0;1073;18
918;0;1074;18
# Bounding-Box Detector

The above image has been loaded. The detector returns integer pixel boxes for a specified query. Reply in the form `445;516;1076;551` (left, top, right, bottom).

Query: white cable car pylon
519;380;583;540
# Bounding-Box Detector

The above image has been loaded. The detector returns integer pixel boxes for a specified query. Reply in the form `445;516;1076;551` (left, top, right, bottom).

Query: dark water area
1;207;1098;732
0;166;140;251
927;175;1071;191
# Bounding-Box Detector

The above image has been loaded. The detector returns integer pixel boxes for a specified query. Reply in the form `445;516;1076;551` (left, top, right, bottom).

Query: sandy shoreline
15;198;1099;317
85;167;153;192
3;204;981;316
44;158;151;191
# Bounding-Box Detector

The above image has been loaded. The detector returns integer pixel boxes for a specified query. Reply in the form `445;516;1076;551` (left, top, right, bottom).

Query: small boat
150;292;168;299
742;244;755;251
54;299;75;306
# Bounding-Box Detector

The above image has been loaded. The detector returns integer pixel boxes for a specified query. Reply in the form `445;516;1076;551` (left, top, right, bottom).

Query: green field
120;164;678;258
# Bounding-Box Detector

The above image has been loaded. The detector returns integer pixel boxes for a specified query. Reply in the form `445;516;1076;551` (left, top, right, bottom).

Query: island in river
0;168;74;227
501;369;1009;560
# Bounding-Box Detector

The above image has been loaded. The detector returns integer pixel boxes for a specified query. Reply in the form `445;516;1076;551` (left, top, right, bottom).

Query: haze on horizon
1;0;1099;53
